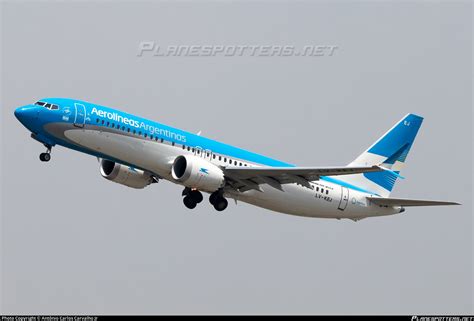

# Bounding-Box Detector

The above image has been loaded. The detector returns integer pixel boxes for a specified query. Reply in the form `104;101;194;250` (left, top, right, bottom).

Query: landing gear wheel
190;190;203;203
183;195;197;209
213;197;228;212
39;152;51;162
209;192;219;205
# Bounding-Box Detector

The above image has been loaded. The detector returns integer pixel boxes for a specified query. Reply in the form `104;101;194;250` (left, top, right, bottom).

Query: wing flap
224;165;382;180
224;165;383;191
367;197;460;207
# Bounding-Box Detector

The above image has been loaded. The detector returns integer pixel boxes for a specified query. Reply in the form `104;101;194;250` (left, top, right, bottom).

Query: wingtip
377;165;405;179
441;201;461;206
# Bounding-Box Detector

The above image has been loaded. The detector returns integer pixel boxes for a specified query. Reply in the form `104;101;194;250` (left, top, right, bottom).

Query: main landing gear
182;187;204;209
209;190;228;212
39;145;52;162
181;188;228;212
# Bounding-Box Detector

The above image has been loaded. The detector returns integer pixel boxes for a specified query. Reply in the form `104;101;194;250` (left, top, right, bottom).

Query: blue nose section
15;105;37;122
14;105;40;129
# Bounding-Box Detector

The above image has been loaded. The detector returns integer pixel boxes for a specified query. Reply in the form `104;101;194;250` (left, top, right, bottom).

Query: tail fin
338;114;424;197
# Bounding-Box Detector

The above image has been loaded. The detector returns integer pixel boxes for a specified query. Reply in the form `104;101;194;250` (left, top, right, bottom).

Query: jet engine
100;159;154;189
171;155;225;192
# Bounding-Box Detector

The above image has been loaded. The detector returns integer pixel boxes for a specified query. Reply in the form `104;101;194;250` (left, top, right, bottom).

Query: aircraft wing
366;197;460;207
224;165;383;192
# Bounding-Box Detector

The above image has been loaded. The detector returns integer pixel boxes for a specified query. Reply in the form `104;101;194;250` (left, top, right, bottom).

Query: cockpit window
35;101;59;110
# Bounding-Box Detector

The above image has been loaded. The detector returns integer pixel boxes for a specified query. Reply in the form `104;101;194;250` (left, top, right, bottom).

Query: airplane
14;98;459;220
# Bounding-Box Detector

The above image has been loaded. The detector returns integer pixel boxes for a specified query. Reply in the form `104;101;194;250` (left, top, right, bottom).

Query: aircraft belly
234;183;398;219
63;128;175;177
52;126;401;220
234;184;341;218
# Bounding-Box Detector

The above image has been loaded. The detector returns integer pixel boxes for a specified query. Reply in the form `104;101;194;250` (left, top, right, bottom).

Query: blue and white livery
14;98;459;220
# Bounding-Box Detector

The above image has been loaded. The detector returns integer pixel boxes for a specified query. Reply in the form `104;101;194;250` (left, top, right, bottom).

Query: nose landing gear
39;145;52;162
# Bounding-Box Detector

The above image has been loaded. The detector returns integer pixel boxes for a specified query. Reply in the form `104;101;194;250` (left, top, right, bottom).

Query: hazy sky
1;1;472;315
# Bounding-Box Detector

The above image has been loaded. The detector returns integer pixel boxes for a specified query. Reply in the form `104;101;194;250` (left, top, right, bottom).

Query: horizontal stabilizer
367;197;460;207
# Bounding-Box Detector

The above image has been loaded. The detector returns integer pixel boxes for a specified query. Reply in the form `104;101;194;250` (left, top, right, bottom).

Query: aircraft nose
14;105;38;124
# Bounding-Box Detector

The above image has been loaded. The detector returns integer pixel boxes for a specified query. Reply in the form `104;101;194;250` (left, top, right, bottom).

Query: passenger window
127;128;130;132
316;187;319;192
144;133;147;138
107;122;110;126
161;138;164;143
150;135;153;140
219;156;222;161
96;119;99;123
133;130;136;134
111;123;115;128
326;190;329;195
138;131;142;136
213;155;216;159
172;142;175;146
101;120;104;125
239;162;242;166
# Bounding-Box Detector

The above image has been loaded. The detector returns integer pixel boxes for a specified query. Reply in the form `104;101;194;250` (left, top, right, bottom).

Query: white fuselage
51;124;401;220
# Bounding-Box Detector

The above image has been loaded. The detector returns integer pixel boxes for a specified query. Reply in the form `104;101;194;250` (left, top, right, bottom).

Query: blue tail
339;114;424;197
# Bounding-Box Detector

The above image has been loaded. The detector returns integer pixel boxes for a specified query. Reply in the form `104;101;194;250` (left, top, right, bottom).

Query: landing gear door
338;186;349;211
74;103;86;128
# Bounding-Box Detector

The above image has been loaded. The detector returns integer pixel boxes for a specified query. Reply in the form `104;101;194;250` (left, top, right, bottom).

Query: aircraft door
74;103;86;128
194;146;203;157
338;186;349;211
203;149;213;161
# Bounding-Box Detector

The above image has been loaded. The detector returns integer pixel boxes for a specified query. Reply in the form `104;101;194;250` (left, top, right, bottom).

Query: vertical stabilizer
337;114;423;197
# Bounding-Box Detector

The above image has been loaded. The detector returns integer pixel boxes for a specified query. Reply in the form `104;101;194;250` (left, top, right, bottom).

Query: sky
1;1;472;315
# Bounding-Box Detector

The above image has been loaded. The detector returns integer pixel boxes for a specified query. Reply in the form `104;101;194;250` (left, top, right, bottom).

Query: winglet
378;165;405;179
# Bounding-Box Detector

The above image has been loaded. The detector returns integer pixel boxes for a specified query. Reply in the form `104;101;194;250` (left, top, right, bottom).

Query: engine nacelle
100;159;154;189
171;155;225;192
